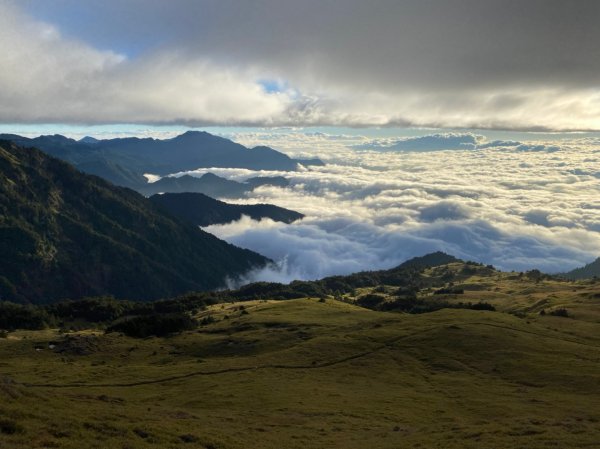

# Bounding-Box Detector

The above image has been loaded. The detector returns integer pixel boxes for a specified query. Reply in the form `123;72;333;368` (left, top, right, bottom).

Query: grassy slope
1;277;600;449
418;263;600;323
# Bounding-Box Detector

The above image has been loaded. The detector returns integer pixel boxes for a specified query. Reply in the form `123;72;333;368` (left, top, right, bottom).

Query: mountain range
0;141;269;303
138;173;290;197
150;192;304;226
0;131;323;192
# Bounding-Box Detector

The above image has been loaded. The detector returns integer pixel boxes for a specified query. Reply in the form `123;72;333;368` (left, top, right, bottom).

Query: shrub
357;295;496;314
180;434;199;443
356;294;386;309
0;301;51;330
0;418;24;435
549;308;569;318
394;287;418;299
460;266;477;276
46;297;136;323
434;287;464;295
467;302;496;311
106;313;197;338
200;315;215;326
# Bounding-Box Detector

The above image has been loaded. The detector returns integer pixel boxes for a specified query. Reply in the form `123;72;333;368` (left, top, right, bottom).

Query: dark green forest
0;142;269;303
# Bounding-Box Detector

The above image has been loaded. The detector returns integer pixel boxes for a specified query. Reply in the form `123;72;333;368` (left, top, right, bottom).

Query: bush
0;301;52;330
549;308;569;318
230;281;313;301
467;302;496;311
433;287;464;295
46;297;136;323
200;315;215;326
106;313;197;338
394;287;418;299
0;418;24;435
356;294;495;314
356;294;386;309
460;266;477;276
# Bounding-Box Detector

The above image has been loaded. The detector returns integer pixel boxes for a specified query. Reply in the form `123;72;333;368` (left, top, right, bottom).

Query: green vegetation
106;313;198;338
1;255;599;448
1;294;599;449
0;302;52;330
563;257;600;280
0;142;269;303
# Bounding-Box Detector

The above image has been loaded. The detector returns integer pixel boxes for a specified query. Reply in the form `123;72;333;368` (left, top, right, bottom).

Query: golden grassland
1;267;599;448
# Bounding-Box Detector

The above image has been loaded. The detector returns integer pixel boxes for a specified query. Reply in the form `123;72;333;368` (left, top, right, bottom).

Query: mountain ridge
138;173;291;197
563;257;600;279
0;141;269;303
0;131;323;192
150;192;304;226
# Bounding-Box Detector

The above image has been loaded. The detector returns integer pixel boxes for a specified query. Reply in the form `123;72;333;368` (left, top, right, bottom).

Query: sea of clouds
172;132;600;284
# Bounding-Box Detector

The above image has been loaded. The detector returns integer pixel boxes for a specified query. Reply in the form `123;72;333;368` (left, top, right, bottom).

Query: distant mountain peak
180;130;209;136
394;252;460;271
0;131;324;189
172;130;214;141
79;136;99;144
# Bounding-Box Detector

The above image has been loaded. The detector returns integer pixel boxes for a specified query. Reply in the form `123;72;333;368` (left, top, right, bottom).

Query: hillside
1;257;599;448
0;141;269;303
563;257;600;280
138;173;290;198
0;132;322;190
150;192;304;226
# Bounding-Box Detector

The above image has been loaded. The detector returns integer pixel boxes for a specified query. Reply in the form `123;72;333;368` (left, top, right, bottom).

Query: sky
2;0;600;130
2;1;600;278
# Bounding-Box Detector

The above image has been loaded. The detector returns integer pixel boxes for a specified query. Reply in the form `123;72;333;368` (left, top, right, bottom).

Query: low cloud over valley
169;132;600;284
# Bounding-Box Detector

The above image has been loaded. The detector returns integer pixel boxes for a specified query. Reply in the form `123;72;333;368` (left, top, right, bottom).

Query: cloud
523;209;575;228
181;135;600;281
0;2;292;126
4;0;600;129
354;133;483;151
213;214;596;285
514;144;561;153
477;140;521;149
419;201;471;222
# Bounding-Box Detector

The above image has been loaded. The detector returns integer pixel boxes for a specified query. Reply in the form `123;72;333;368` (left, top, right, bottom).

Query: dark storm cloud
24;0;600;88
4;0;600;128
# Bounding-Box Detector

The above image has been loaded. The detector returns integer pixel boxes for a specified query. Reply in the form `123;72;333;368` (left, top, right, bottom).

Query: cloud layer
176;133;600;283
3;0;600;129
